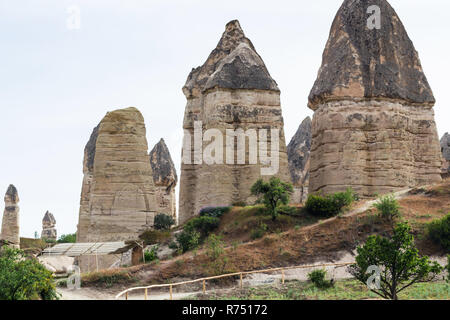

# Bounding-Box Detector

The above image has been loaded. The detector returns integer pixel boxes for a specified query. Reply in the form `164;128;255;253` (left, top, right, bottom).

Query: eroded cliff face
77;107;157;243
287;117;311;203
1;185;20;248
149;139;177;222
441;133;450;174
308;0;442;196
179;20;290;224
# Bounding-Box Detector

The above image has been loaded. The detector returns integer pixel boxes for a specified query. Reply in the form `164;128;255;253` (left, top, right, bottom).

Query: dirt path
58;287;197;300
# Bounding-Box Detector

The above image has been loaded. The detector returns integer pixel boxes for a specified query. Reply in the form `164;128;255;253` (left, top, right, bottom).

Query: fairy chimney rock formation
287;117;311;203
308;0;443;196
149;139;178;222
41;211;57;240
441;133;450;174
77;107;157;243
179;20;290;224
1;185;20;248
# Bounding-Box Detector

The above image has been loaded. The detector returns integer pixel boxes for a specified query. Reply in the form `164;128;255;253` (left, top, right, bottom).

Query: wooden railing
115;262;354;300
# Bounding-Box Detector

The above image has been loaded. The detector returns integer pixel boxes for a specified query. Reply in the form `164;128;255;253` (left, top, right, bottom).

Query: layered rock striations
287;117;311;203
441;133;450;174
308;0;443;196
41;211;57;240
77;107;157;244
179;20;290;224
1;185;20;248
149;139;178;222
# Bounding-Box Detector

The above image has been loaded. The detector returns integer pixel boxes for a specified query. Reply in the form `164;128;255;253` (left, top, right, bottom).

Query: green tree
0;246;59;300
153;213;175;231
373;194;401;223
57;233;77;243
251;177;293;221
349;223;443;300
205;234;228;276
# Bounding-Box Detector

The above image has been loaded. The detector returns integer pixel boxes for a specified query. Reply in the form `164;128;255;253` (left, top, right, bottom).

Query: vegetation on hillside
0;246;59;300
251;177;293;221
57;233;77;243
349;223;443;300
305;188;356;218
427;213;450;251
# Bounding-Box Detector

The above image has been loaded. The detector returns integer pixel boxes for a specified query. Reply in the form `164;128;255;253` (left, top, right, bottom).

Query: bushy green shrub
0;246;59;300
250;222;268;240
57;233;76;243
307;269;333;289
176;230;201;253
199;206;231;218
153;213;175;230
205;234;228;276
185;216;220;238
143;246;158;263
373;194;401;222
305;188;354;218
427;214;450;251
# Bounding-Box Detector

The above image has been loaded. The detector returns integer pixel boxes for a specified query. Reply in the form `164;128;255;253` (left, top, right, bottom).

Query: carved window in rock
112;184;150;215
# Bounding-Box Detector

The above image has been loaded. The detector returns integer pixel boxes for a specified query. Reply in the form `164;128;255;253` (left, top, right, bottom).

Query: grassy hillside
82;178;449;291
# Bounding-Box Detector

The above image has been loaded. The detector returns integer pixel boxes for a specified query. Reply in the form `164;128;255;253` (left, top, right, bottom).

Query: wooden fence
115;262;354;300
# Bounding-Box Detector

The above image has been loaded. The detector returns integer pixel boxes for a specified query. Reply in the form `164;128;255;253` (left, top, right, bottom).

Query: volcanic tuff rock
1;185;20;248
41;211;57;240
308;0;442;196
179;20;290;224
441;133;450;173
287;117;311;203
149;139;178;221
77;107;159;271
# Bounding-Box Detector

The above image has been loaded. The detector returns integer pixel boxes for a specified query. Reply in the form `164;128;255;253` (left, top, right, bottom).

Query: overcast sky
1;0;449;238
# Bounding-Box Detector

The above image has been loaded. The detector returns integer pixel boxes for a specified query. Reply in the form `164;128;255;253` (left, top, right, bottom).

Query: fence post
125;292;128;300
240;273;243;289
203;280;206;294
170;285;173;300
145;288;148;300
281;270;285;285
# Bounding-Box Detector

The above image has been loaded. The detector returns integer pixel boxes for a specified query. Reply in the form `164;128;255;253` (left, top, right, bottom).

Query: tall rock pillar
179;20;290;224
77;107;157;243
150;138;178;223
308;0;443;196
1;185;20;248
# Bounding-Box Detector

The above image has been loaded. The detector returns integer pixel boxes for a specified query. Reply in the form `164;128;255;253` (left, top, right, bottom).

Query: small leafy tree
205;234;228;276
153;213;175;231
0;246;59;300
373;194;401;223
349;223;443;300
251;177;293;221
